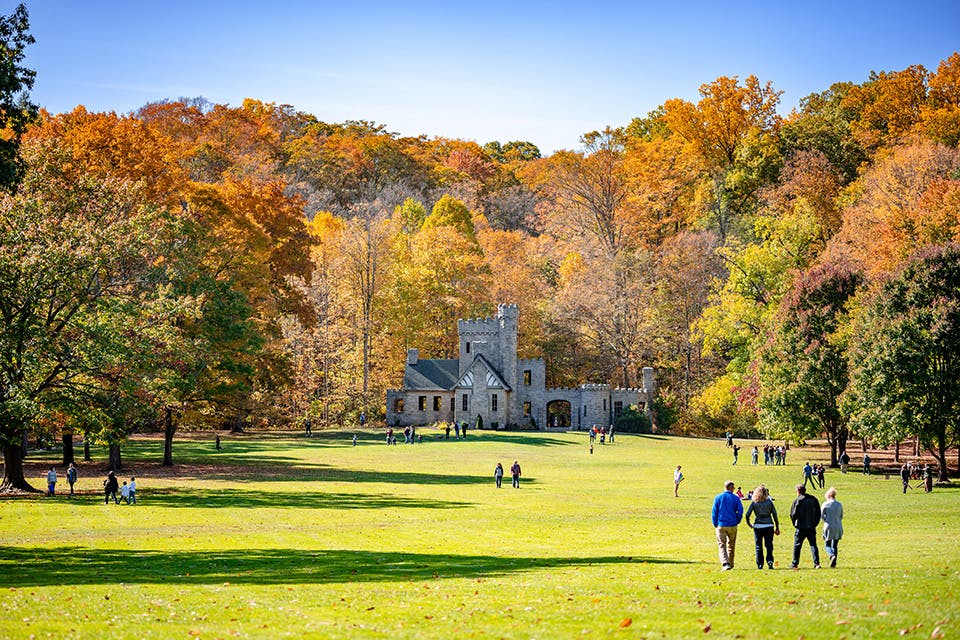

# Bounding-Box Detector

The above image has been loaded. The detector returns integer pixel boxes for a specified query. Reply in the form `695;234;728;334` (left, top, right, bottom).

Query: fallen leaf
619;618;632;628
703;622;711;633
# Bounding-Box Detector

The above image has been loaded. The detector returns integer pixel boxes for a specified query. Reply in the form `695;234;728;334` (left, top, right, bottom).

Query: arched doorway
546;400;571;430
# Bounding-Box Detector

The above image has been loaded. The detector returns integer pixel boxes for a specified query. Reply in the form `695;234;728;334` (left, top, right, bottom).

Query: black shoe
830;556;837;568
768;562;774;570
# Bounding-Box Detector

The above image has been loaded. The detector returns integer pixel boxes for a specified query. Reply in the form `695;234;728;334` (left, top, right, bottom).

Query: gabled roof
455;354;512;391
403;358;459;391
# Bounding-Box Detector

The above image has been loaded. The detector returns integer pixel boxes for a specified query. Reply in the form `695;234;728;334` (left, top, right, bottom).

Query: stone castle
385;304;655;430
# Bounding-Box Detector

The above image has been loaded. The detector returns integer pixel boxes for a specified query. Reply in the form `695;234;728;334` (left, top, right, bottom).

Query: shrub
615;406;651;434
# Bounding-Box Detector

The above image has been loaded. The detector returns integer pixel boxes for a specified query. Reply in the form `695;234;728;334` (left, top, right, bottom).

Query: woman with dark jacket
745;484;780;569
103;470;119;504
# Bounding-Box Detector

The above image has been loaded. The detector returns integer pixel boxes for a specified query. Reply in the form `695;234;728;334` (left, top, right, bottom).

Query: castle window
613;401;623;417
394;398;404;413
462;394;468;412
466;341;471;354
523;401;531;416
450;397;455;412
603;398;607;411
418;396;426;411
433;396;441;411
491;393;498;412
523;370;531;385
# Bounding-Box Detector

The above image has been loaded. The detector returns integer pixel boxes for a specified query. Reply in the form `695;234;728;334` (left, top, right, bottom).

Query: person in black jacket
103;470;120;505
789;484;821;569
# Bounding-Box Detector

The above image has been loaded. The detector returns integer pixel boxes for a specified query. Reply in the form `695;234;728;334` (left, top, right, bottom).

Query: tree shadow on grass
457;433;574;447
0;546;689;587
150;466;504;486
117;487;473;510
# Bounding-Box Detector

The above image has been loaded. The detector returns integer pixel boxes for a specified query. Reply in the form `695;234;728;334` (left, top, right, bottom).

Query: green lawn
1;430;957;639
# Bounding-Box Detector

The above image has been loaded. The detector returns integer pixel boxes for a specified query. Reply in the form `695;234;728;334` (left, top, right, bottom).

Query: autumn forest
2;3;959;489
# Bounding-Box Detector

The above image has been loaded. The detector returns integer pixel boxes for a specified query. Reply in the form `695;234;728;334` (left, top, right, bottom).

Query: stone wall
386;389;455;427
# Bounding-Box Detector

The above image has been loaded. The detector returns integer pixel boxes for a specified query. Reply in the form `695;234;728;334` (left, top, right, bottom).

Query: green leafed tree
0;3;36;192
0;141;179;491
757;260;864;466
844;244;960;480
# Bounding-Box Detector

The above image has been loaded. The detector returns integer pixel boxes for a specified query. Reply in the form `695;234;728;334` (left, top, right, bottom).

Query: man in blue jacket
711;480;744;570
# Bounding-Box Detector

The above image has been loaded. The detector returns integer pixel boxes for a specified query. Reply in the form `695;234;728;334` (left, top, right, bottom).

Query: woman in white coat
821;487;844;568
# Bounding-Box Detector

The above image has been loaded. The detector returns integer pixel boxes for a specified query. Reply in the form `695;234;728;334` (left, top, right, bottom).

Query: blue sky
11;1;960;153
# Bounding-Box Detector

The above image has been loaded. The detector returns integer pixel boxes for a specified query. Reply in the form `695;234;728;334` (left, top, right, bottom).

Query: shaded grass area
119;487;472;510
0;546;677;587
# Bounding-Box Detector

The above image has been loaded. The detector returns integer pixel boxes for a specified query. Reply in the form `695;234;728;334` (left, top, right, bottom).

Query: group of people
725;437;788;466
712;480;844;570
443;422;469;440
42;463;137;504
43;463;78;496
901;462;936;493
385;425;427;445
588;424;614;444
103;470;137;504
760;444;788;465
801;462;827;489
494;461;522;488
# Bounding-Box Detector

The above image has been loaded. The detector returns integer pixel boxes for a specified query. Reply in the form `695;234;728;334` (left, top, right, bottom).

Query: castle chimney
407;349;419;366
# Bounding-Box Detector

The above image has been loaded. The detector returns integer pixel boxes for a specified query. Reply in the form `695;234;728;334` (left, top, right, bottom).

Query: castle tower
496;303;519;394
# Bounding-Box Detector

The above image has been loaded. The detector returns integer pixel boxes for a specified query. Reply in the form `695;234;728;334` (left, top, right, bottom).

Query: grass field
1;429;958;639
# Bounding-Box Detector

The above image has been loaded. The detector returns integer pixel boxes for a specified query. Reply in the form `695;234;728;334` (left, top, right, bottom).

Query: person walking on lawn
711;481;743;571
821;487;843;568
745;484;780;569
66;463;77;496
510;460;521;488
790;484;821;569
802;462;815;490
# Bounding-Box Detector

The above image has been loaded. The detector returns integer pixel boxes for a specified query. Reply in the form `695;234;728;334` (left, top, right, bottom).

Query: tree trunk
83;433;91;461
933;434;950;482
229;413;244;433
1;441;39;493
108;443;122;472
62;432;74;466
914;435;920;456
826;422;840;467
894;440;900;463
162;407;175;467
837;427;848;466
21;430;28;458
